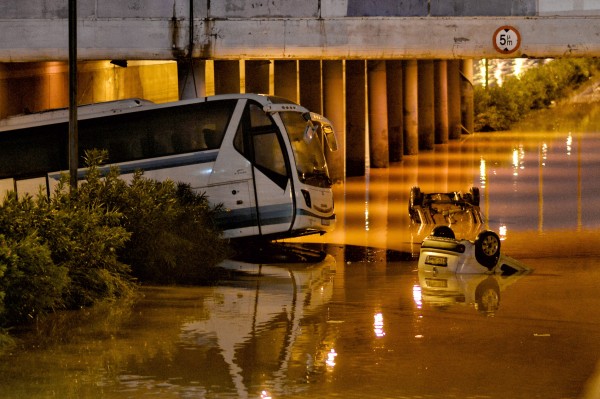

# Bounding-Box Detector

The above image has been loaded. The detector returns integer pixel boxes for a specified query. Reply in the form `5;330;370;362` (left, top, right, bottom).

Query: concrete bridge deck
2;1;600;62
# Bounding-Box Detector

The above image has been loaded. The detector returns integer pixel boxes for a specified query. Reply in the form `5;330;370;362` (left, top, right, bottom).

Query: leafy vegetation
0;150;229;342
474;58;600;131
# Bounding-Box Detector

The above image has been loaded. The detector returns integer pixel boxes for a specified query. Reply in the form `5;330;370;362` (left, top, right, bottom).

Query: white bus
0;94;338;240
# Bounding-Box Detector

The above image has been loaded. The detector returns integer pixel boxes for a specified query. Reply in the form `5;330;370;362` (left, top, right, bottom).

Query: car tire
474;230;501;269
409;186;423;223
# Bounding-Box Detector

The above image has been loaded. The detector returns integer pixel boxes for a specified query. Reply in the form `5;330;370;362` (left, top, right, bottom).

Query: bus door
206;100;258;238
210;101;294;238
246;104;295;237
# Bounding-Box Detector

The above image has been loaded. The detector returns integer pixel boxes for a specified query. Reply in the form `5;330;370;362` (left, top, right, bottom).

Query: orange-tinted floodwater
2;104;600;399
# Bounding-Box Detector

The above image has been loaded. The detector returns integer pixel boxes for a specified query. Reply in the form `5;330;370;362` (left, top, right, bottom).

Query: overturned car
408;186;485;244
409;186;483;226
418;225;530;275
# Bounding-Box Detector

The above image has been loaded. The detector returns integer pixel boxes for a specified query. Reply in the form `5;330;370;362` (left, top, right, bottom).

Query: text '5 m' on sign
493;26;521;55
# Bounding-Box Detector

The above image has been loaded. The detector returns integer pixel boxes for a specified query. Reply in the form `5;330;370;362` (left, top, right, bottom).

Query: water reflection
178;255;336;398
3;104;600;399
416;271;529;316
295;103;600;262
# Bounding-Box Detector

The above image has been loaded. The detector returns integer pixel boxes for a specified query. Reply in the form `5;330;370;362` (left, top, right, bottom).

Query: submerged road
1;103;600;398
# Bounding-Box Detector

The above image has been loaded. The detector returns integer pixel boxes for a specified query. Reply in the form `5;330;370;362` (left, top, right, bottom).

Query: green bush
71;150;229;284
475;58;600;131
0;149;229;335
108;175;228;284
0;180;132;317
0;234;69;325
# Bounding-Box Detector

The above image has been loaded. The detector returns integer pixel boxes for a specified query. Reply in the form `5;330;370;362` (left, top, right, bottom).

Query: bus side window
249;104;289;189
184;101;233;151
253;131;287;178
249;103;273;128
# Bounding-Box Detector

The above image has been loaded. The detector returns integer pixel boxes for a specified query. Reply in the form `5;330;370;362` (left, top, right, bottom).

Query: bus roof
0;93;307;132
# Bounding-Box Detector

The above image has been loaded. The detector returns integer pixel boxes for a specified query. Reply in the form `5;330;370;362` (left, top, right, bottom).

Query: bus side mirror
306;112;338;152
322;124;338;152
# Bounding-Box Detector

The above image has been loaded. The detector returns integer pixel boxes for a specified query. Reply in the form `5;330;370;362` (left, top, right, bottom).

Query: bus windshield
279;111;332;188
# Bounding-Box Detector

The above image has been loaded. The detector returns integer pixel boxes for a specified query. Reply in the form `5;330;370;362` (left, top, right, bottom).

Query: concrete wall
1;0;600;61
4;0;600;19
0;61;177;119
6;0;600;19
0;0;187;19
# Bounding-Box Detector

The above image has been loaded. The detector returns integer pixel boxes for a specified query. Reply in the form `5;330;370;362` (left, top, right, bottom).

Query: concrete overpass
2;0;600;178
2;0;600;61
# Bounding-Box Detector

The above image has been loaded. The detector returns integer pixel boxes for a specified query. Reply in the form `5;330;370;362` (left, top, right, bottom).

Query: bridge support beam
386;60;403;162
178;59;206;99
418;60;435;151
245;60;270;94
346;60;366;177
434;60;449;144
214;60;240;94
323;60;345;182
447;60;462;140
368;60;389;168
460;59;474;134
274;60;298;103
299;60;322;114
403;60;419;156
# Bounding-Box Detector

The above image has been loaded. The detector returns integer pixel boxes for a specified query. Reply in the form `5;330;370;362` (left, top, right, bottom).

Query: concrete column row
178;58;475;180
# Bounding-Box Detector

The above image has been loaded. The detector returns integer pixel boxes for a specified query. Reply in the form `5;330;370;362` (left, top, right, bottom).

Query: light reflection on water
3;104;600;398
302;110;600;262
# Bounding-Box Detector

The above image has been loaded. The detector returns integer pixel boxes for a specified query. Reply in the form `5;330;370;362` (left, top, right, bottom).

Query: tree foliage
474;58;600;131
0;149;229;336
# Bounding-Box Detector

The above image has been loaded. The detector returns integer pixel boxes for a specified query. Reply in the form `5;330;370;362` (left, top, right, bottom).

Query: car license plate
425;278;448;288
425;255;448;266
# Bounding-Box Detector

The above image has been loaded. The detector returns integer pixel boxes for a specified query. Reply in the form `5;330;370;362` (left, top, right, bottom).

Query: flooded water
3;103;600;399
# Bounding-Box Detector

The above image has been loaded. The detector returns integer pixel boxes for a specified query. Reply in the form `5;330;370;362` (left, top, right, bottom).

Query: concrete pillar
178;59;206;99
367;60;389;168
323;60;345;182
460;59;474;134
214;60;240;94
418;60;435;151
434;60;449;144
345;60;366;177
274;60;298;103
403;60;419;155
447;60;462;140
299;60;322;113
0;64;7;119
245;60;270;94
386;60;403;162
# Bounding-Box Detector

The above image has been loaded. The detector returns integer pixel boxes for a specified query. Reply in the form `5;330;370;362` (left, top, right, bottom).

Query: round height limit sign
493;26;521;54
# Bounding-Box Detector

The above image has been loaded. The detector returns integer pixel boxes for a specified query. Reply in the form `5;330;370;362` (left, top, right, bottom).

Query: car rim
482;235;499;256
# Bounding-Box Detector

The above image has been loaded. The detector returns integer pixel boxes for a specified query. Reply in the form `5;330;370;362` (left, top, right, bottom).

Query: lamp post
68;0;78;191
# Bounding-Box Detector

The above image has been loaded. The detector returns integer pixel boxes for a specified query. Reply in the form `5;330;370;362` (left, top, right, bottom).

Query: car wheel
474;230;500;269
409;186;423;222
